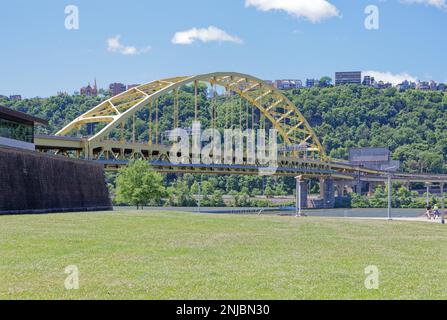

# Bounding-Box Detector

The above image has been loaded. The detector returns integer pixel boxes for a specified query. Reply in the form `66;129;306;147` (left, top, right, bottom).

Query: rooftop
0;105;48;125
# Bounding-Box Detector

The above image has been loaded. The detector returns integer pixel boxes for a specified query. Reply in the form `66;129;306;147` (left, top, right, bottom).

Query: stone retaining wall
0;146;112;214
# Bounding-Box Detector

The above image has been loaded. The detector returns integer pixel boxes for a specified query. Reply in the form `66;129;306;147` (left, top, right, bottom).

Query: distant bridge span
35;72;446;186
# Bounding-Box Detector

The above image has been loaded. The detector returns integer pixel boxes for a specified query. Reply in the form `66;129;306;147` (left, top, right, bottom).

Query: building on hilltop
80;79;98;97
306;79;319;88
416;81;430;91
429;80;438;91
374;81;392;89
109;83;127;96
396;80;411;91
9;95;22;101
362;75;375;86
335;71;362;86
274;79;303;90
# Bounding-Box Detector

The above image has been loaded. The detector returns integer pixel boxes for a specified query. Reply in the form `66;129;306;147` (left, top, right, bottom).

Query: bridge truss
35;72;447;184
55;72;325;162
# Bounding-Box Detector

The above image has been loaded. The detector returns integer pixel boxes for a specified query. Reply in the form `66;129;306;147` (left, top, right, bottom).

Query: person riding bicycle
433;205;441;220
425;206;433;220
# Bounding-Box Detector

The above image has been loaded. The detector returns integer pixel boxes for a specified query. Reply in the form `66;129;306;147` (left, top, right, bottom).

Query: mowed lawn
1;210;447;300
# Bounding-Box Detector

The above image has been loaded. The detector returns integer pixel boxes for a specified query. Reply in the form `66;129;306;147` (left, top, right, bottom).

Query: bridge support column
349;181;362;195
320;178;335;209
356;183;363;195
301;180;308;209
295;178;308;211
335;181;346;197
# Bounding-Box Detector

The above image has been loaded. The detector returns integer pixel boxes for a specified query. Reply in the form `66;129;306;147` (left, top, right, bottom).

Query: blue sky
1;0;446;97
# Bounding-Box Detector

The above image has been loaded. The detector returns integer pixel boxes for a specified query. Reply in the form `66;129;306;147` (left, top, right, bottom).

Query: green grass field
1;210;446;300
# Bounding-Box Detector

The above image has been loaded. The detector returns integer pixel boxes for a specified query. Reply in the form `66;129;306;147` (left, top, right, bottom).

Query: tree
202;190;226;207
417;151;444;173
167;178;197;207
115;160;165;209
264;185;274;198
351;193;370;208
274;183;287;196
319;76;332;87
369;186;387;208
240;186;250;196
201;180;215;196
395;186;412;208
190;181;199;195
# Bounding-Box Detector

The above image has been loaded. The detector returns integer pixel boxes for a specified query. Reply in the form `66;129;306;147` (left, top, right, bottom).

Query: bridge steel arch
56;72;327;161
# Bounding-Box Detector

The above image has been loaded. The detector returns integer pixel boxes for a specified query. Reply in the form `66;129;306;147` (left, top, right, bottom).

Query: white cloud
172;26;243;45
245;0;340;23
400;0;447;9
107;35;151;55
363;71;417;85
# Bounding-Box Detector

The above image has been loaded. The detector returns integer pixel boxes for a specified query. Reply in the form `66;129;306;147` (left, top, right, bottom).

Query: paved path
335;216;446;224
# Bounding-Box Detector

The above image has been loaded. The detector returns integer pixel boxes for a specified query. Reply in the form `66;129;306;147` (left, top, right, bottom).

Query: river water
116;206;426;218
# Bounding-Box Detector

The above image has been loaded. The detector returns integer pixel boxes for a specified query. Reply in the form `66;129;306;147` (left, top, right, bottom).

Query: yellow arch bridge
35;72;447;189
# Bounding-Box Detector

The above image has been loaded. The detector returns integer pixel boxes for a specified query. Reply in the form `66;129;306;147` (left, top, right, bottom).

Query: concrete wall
0;136;35;151
0;146;112;214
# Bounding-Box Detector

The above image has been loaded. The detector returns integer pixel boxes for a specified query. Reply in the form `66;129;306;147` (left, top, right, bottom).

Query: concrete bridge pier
295;178;309;210
320;178;335;209
345;181;363;195
334;181;345;197
300;180;309;209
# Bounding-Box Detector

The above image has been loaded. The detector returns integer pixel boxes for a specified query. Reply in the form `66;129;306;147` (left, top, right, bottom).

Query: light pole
295;175;303;217
387;174;392;220
425;183;430;208
384;166;397;221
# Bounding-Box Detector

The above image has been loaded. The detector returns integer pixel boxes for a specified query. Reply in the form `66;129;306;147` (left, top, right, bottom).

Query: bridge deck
35;135;84;150
35;135;446;183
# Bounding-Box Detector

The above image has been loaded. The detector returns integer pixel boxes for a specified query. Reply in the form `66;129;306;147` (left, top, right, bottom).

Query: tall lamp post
384;166;397;221
295;175;303;217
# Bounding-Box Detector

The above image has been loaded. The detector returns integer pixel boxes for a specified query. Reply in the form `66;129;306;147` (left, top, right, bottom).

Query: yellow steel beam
56;72;327;160
35;135;84;150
